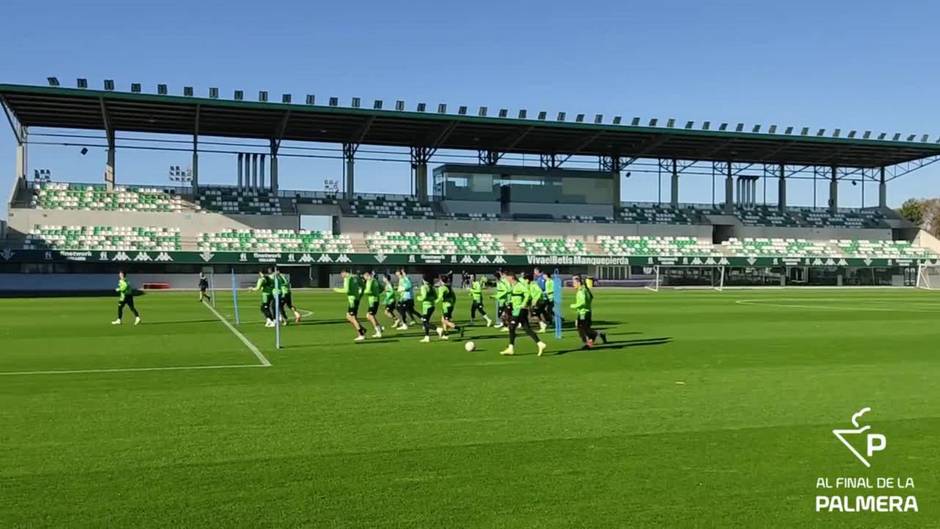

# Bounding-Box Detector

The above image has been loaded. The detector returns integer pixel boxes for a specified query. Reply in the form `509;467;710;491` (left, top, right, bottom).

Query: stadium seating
835;239;935;259
598;236;720;256
365;232;505;254
519;237;586;255
721;237;829;257
618;204;698;225
30;182;185;212
348;195;435;219
730;205;889;229
198;229;351;253
197;188;283;215
24;225;182;251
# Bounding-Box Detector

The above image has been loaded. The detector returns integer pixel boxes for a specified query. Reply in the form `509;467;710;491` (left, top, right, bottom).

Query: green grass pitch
1;288;937;528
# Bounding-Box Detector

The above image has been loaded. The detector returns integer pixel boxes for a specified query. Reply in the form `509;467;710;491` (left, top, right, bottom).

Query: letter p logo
867;433;886;458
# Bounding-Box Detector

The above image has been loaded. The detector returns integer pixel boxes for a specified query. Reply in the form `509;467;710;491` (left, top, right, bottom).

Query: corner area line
204;301;272;367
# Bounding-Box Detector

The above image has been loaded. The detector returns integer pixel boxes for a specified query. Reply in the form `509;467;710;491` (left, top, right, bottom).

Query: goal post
644;264;725;292
916;262;940;290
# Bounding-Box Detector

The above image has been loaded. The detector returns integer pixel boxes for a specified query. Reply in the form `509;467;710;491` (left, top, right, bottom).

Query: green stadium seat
365;232;504;254
197;229;351;253
24;225;182;251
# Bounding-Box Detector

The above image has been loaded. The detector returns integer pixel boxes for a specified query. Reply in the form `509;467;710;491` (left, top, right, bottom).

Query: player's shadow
553;337;671;356
467;330;641;343
144;318;218;325
295;319;348;327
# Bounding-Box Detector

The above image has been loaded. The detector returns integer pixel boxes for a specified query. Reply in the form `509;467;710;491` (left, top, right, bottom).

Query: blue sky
2;0;939;216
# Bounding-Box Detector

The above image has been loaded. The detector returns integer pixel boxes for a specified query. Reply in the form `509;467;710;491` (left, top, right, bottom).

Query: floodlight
892;133;901;141
157;84;168;95
47;77;59;86
784;127;793;135
816;128;825;136
518;109;527;119
184;86;194;97
735;123;744;132
306;94;316;105
77;78;88;89
103;79;115;91
437;103;447;113
648;118;658;126
209;87;219;98
922;134;929;142
666;118;675;128
768;125;777;134
863;131;871;139
258;91;268;102
458;106;467;115
557;112;566;121
800;127;809;136
702;121;710;130
373;99;383;109
234;90;244;100
329;97;339;107
907;134;916;141
351;97;361;108
131;83;142;93
751;125;760;133
847;130;856;138
595;114;603;124
395;100;405;111
498;108;508;118
612;116;622;125
280;94;291;103
537;111;547;120
478;106;487;117
416;102;426;112
631;117;640;126
877;133;886;140
833;128;840;137
719;123;728;131
685;121;694;129
575;113;585;123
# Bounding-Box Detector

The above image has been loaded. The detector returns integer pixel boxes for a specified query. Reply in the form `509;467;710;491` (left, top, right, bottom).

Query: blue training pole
231;267;241;325
553;268;562;339
273;271;282;349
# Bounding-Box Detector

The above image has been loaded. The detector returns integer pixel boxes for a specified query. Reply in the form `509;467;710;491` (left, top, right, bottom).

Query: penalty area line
204;301;272;367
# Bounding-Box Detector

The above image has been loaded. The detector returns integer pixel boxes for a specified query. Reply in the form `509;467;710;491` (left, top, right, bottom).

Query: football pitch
1;288;937;528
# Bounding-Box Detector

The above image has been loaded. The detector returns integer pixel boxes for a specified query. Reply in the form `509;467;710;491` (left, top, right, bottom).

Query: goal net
916;263;940;290
644;265;725;292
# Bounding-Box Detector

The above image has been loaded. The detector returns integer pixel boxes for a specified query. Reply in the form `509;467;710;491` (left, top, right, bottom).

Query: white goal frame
644;265;725;292
915;263;940;290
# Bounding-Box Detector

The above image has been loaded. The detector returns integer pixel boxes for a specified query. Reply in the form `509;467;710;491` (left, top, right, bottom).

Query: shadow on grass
553;337;672;356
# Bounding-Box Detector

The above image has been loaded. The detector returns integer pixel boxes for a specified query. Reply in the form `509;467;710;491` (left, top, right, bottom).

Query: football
464;341;476;352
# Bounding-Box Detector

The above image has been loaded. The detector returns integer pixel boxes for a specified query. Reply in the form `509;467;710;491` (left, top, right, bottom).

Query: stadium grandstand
3;80;940;291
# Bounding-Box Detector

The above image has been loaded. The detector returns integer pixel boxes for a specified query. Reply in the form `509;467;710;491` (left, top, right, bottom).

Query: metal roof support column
878;166;887;208
191;105;200;194
237;153;244;189
269;139;279;193
724;162;734;214
252;154;259;191
778;164;787;211
829;165;838;213
105;129;116;191
411;146;432;201
670;159;679;208
260;155;266;190
343;143;358;200
15;126;27;188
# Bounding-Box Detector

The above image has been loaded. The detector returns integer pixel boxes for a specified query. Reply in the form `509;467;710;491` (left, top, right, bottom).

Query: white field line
0;304;271;377
204;300;271;367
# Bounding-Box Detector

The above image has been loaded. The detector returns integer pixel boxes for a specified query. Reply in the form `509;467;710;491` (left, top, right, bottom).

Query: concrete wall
336;216;713;240
914;229;940;253
733;226;892;241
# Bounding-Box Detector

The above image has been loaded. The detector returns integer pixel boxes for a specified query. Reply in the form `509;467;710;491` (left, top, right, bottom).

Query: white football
464;341;476;352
